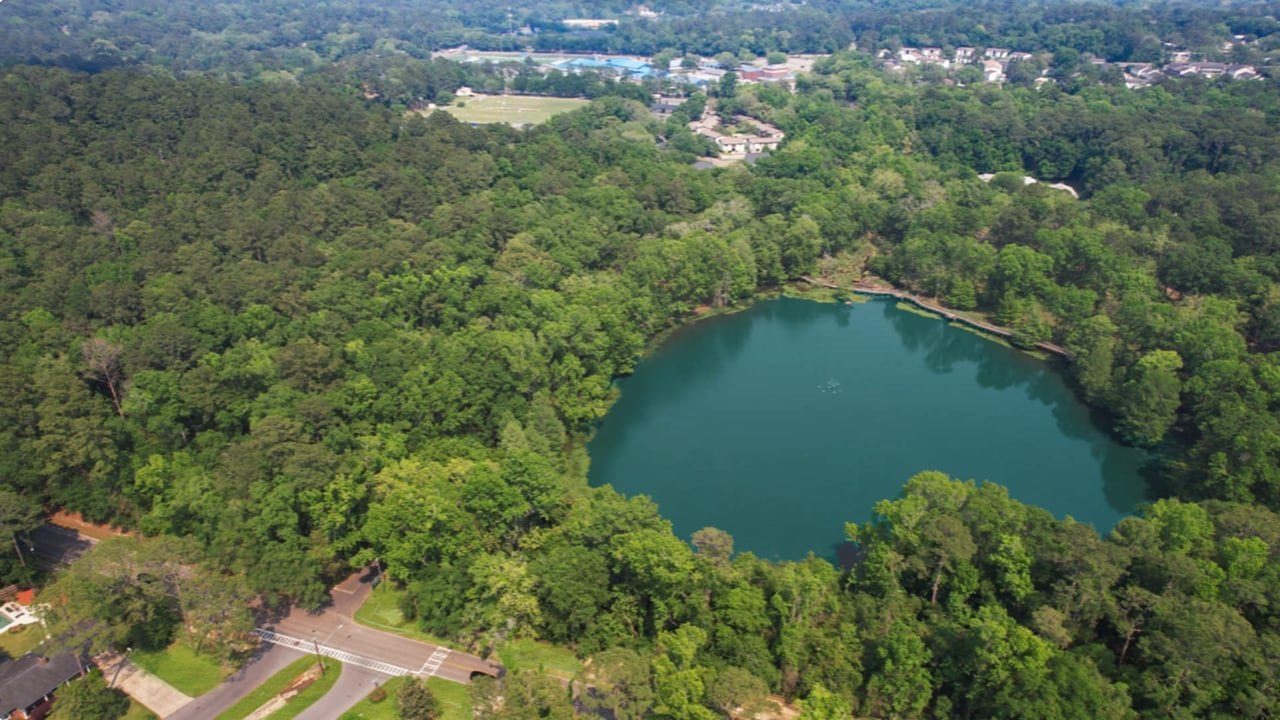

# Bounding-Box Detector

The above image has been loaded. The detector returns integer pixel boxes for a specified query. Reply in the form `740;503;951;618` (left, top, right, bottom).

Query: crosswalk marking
254;629;414;677
418;647;451;676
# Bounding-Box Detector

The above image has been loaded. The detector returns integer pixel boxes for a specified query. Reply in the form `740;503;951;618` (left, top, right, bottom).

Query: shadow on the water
603;308;755;428
879;298;1156;523
833;540;864;572
772;296;845;339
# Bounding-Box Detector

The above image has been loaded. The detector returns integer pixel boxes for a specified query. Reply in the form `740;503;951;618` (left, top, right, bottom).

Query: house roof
0;650;86;716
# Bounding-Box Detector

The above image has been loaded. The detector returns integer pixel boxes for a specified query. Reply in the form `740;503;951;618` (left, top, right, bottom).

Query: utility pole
313;624;343;674
11;533;27;569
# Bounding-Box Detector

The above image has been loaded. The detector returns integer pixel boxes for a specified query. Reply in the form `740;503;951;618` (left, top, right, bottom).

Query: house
955;47;976;62
1008;51;1034;62
1164;62;1229;78
1228;64;1259;79
983;59;1005;83
897;47;950;68
561;18;618;29
650;96;684;114
690;115;785;158
0;650;88;720
985;47;1010;59
709;133;749;154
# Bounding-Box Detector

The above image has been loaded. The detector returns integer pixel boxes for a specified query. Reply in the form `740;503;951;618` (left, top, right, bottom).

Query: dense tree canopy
3;5;1280;712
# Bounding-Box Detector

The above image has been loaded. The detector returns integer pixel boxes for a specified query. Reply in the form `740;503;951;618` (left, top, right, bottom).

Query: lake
587;297;1151;561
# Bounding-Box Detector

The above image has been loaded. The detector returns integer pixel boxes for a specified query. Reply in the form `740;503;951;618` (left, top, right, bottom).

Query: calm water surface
588;297;1151;560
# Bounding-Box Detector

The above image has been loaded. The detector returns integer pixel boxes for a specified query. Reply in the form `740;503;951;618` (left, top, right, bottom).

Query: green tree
706;667;771;717
865;622;932;720
398;677;440;720
797;682;852;720
49;669;128;720
0;489;42;582
579;648;654;720
1115;350;1183;446
1065;315;1119;405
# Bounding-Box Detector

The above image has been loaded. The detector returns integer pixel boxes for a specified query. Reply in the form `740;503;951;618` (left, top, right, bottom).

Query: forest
1;0;1280;718
4;0;1279;81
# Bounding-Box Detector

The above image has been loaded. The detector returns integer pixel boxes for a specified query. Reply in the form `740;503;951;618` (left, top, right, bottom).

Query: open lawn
433;95;589;126
123;699;158;720
213;657;337;720
337;676;406;720
130;642;227;697
353;584;459;650
495;638;582;681
428;677;472;720
266;660;342;720
0;625;45;659
338;676;470;720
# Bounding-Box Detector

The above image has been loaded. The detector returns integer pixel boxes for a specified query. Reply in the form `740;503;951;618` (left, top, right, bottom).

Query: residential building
0;650;88;720
561;18;618;29
983;59;1005;83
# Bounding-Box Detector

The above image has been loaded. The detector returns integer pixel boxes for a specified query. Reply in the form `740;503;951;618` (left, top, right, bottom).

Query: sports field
435;95;590;126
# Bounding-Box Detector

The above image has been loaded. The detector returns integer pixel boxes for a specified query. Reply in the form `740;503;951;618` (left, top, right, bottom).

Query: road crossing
254;629;413;677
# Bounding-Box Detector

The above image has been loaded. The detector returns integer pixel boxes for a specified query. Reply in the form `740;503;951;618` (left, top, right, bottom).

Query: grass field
213;657;337;720
130;642;227;697
495;638;582;681
124;699;159;720
267;661;343;720
352;583;460;650
0;625;45;659
434;95;590;126
337;676;407;720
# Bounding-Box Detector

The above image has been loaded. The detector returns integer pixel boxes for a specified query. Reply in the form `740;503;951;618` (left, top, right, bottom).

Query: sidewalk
99;652;194;718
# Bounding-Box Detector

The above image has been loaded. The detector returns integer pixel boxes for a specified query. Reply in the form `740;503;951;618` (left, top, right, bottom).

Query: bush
50;670;129;720
398;677;439;720
369;687;388;703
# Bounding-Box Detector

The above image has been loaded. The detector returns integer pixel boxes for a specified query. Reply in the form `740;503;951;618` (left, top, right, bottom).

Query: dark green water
588;297;1151;560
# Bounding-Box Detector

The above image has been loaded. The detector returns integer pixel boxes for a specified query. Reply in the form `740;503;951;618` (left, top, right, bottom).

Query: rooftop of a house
0;649;87;718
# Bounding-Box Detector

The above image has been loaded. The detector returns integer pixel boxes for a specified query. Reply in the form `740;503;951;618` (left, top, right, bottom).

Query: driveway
28;524;95;566
100;652;193;718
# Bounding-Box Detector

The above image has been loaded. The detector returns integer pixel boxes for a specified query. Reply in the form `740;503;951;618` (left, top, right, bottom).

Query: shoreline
800;275;1073;360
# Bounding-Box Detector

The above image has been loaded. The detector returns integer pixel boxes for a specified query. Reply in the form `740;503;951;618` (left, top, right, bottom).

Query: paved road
157;568;500;720
292;664;390;720
28;524;95;566
260;568;502;685
167;643;306;720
